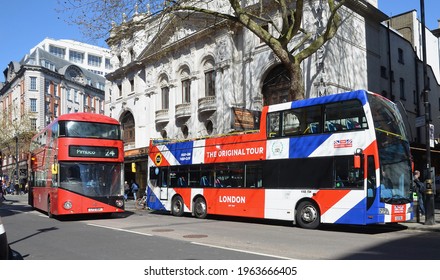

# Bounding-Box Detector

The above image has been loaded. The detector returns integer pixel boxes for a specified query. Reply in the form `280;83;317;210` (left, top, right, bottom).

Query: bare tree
57;0;346;100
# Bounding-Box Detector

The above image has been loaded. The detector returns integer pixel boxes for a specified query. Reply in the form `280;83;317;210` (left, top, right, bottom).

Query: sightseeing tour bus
28;113;125;217
146;90;413;229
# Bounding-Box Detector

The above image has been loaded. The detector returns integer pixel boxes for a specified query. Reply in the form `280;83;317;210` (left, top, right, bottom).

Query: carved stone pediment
138;12;225;61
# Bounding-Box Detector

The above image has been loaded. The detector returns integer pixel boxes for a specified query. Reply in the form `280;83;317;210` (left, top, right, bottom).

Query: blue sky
0;1;439;83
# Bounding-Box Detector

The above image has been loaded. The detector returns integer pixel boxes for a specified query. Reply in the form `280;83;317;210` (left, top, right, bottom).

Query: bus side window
200;175;210;187
177;175;187;187
283;111;300;136
267;112;280;138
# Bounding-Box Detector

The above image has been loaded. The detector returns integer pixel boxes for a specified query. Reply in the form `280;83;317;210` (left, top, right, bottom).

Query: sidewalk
2;194;440;231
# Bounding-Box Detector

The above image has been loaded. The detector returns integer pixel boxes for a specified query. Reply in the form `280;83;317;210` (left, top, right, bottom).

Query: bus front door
159;168;169;200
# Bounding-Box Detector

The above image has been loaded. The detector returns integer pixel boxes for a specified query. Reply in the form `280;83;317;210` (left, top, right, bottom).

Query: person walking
131;180;139;201
124;181;130;201
413;170;426;216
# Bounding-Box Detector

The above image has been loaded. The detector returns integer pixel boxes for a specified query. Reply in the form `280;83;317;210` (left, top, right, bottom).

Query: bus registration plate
88;207;104;212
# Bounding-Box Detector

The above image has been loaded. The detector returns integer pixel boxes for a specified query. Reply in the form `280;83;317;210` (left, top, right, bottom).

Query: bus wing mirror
354;148;363;169
354;155;361;169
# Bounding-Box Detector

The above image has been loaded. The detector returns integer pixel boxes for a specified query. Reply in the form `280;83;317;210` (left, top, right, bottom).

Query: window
49;45;65;58
30;77;37;90
88;54;102;67
69;50;84;63
205;70;215;97
67;88;72;101
117;84;122;97
161;87;169;110
105;58;112;70
267;99;366;138
398;48;404;64
96;83;105;91
31;119;37;131
30;98;37;112
399;78;405;100
74;90;79;102
45;80;51;94
43;60;55;71
129;49;135;62
45;101;50;115
130;79;135;93
324;100;367;131
182;125;189;139
53;83;58;96
380;66;388;79
182;79;191;103
54;104;58;118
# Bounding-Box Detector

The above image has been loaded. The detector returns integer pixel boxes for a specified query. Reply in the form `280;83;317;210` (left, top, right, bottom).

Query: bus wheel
295;201;320;229
193;197;207;219
47;199;53;218
171;196;184;217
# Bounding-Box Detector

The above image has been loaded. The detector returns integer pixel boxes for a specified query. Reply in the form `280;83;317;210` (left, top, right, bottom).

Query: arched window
180;66;191;103
120;111;135;145
205;120;214;135
262;64;290;106
159;74;170;110
182;125;189;139
203;58;215;97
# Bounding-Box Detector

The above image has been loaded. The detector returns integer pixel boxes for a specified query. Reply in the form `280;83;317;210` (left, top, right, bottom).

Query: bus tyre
47;199;53;218
171;196;184;216
296;201;320;229
193;197;207;219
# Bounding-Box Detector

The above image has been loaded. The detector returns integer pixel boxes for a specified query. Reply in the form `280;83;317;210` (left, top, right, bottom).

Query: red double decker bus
28;113;125;217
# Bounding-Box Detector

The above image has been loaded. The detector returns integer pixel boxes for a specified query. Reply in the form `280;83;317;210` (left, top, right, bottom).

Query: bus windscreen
59;121;121;140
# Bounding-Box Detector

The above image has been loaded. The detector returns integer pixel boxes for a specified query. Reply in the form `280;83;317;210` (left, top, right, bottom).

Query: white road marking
191;241;293;260
87;223;153;236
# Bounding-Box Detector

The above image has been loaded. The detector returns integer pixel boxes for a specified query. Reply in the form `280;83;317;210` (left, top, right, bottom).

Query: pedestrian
124;181;130;200
413;170;426;216
131;180;139;201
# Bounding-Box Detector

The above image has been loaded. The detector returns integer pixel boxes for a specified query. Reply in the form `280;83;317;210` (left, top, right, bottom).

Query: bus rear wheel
295;201;320;229
171;196;184;216
193;197;207;219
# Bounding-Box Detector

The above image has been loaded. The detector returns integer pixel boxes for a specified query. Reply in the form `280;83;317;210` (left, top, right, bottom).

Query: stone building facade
104;0;440;185
0;39;109;187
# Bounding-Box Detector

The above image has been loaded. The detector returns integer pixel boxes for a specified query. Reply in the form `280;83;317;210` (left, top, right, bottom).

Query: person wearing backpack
131;180;139;201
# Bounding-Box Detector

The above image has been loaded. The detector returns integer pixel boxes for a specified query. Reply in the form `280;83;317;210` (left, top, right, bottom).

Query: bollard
413;191;420;223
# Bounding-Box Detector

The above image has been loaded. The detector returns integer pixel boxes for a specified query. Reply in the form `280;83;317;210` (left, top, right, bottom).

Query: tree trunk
287;62;305;101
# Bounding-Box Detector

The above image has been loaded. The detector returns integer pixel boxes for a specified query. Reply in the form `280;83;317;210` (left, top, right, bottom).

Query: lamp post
15;135;19;190
420;0;435;225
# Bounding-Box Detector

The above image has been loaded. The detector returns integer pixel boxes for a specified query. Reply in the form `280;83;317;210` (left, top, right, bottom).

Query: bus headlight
115;200;124;207
63;201;73;210
379;208;389;215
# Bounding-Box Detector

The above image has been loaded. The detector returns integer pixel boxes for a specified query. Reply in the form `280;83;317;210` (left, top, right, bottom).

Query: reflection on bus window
59;162;122;197
59;121;121;140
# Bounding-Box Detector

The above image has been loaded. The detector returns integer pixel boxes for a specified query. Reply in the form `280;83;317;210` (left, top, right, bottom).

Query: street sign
415;116;425;128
